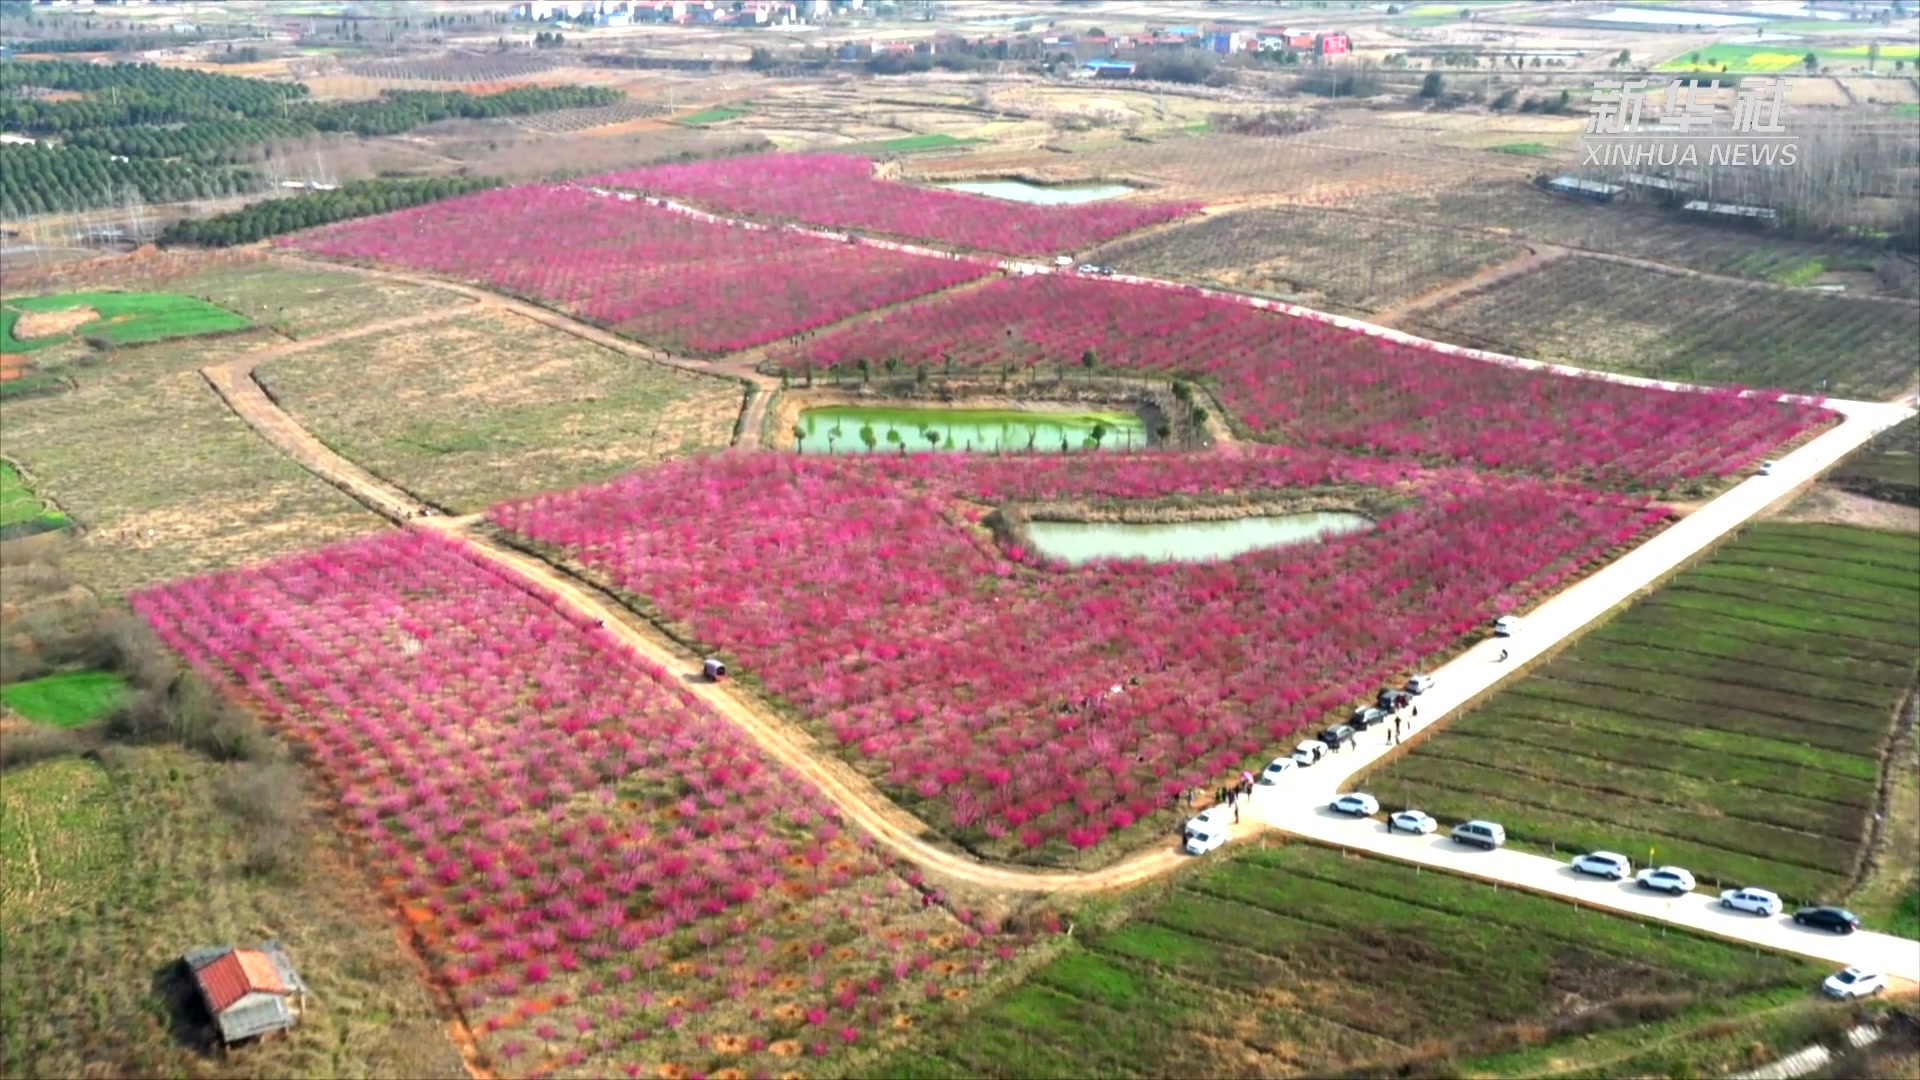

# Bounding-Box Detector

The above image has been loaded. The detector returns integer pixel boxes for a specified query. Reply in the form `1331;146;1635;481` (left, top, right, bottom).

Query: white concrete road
1241;398;1918;984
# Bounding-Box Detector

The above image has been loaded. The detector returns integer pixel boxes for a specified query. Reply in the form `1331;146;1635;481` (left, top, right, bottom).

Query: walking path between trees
213;228;1917;968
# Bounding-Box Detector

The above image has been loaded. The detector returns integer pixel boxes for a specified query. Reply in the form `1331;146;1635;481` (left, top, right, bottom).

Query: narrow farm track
418;521;1198;895
1372;244;1568;328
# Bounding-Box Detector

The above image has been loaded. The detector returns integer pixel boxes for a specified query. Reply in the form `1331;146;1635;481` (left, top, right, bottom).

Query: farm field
1363;523;1920;906
1;291;249;353
255;310;742;512
1352;182;1901;290
1407;255;1920;399
0;669;125;728
1091;205;1525;315
879;844;1822;1078
0;749;469;1080
280;184;991;354
582;153;1200;256
1831;414;1920;508
494;450;1669;864
768;274;1825;490
1054;129;1500;205
1660;42;1920;73
0;461;67;538
133;530;1058;1079
0;365;380;596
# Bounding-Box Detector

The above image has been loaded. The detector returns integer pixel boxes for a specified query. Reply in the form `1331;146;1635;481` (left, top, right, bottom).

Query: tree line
158;176;502;248
0;142;253;218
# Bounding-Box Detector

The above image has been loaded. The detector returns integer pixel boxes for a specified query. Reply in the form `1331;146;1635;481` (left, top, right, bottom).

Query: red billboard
1317;33;1350;56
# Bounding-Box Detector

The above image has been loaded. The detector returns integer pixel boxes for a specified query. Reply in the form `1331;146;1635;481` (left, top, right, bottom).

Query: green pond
795;406;1145;455
935;179;1136;205
1027;512;1374;565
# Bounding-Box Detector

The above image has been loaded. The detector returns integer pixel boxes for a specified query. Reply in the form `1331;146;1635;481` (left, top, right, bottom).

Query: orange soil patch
656;1064;686;1079
0;358;26;382
942;987;970;1000
667;961;697;976
711;1069;748;1080
582;118;671;138
767;1040;801;1058
771;975;804;993
890;1013;916;1030
771;1004;805;1023
710;1034;749;1055
12;305;98;341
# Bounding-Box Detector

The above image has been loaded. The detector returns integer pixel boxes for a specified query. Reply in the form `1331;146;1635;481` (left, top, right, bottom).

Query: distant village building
1682;200;1779;225
1546;175;1626;203
182;942;308;1044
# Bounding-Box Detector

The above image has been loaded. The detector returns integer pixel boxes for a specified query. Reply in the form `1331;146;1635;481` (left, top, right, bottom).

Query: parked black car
1318;724;1356;749
1792;906;1861;934
1377;689;1412;711
1349;706;1389;730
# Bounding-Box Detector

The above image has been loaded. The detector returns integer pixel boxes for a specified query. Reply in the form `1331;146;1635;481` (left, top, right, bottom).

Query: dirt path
420;522;1195;894
200;308;467;521
1373;244;1567;327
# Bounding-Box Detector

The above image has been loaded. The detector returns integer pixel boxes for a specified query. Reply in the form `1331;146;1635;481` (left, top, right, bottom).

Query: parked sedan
1635;866;1696;895
1388;810;1436;835
1822;967;1885;999
1330;793;1379;816
1405;674;1435;695
1348;706;1389;730
1569;851;1631;880
1259;757;1297;784
1793;906;1861;934
1718;888;1782;916
1291;740;1329;767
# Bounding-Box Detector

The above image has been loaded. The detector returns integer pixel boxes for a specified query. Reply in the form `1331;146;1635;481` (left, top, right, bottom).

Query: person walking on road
1499;648;1510;662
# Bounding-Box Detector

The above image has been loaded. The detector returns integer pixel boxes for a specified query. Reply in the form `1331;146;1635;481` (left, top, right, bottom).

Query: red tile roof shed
192;950;286;1013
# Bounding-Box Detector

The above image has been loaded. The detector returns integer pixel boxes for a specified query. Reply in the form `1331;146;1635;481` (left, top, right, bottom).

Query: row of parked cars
1327;803;1889;1000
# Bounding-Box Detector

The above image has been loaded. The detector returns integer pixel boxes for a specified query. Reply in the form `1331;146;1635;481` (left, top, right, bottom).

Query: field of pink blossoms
278;184;989;353
493;449;1670;863
582;153;1199;255
769;275;1828;488
132;531;1049;1080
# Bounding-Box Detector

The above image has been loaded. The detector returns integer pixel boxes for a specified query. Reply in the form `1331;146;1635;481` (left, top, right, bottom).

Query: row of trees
63;118;313;164
303;86;620;137
0;143;253;218
159;176;502;248
0;60;306;134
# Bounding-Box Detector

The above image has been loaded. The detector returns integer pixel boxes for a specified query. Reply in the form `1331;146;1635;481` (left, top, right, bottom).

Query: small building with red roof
182;941;307;1044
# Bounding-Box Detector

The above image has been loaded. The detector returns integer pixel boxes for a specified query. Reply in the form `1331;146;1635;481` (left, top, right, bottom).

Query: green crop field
1364;523;1919;907
0;670;126;728
0;292;249;354
0;462;68;536
1658;44;1812;74
1490;141;1555;157
678;106;747;125
0;748;466;1079
255;309;742;512
845;134;985;155
883;845;1822;1078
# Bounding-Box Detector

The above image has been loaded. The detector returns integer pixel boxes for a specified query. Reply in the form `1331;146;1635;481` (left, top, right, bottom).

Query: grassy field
255;309;742;512
166;261;476;341
1;292;250;354
881;844;1823;1078
678;106;747;125
1658;44;1811;74
0;366;380;596
0;462;68;536
845;134;985;155
0;670;126;728
1409;255;1920;397
1092;205;1524;315
1356;181;1902;292
1363;523;1919;907
1831;415;1920;508
0;748;467;1079
1490;141;1556;157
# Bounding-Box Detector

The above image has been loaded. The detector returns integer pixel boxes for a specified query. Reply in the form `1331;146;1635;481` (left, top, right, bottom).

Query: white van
1184;815;1229;855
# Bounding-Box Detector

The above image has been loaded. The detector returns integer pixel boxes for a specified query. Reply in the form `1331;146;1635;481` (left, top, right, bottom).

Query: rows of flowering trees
131;531;1038;1079
769;275;1828;489
493;449;1670;862
582;153;1201;256
278;183;990;353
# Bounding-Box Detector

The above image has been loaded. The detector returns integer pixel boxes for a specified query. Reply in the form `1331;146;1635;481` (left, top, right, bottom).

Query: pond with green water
1027;512;1373;565
794;406;1145;455
935;180;1136;205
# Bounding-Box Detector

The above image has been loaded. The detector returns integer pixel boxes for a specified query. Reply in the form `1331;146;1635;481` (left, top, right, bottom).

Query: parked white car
1569;851;1631;880
1076;263;1100;273
1636;866;1696;895
1757;460;1778;476
1291;740;1329;767
1259;756;1298;784
1053;255;1074;267
1388;810;1436;835
1405;674;1435;694
1719;887;1782;916
1184;804;1232;855
1493;615;1522;637
1822;967;1885;999
1330;793;1379;816
1450;820;1505;849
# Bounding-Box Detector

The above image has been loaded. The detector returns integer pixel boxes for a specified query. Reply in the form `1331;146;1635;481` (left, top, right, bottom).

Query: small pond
795;406;1145;454
935;179;1136;206
1027;512;1373;565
